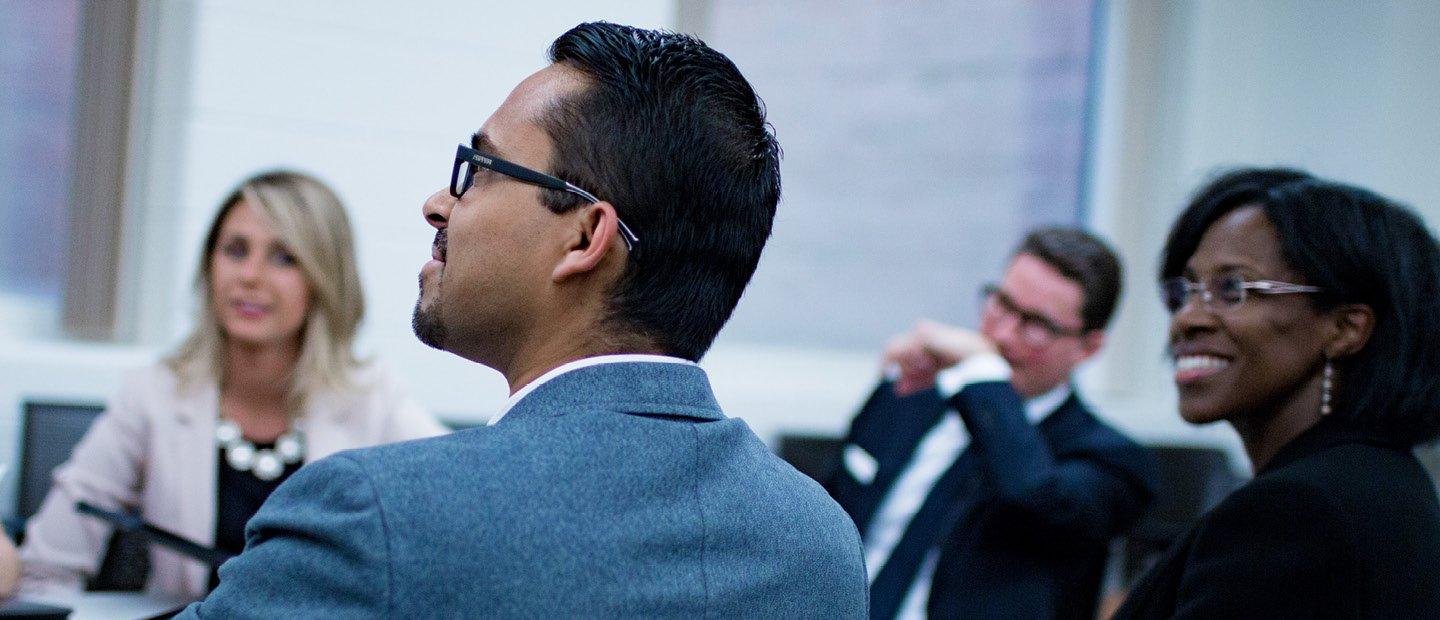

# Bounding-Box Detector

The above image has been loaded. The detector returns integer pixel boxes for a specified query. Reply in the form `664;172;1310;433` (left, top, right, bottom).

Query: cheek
1215;313;1320;409
208;261;232;289
277;273;314;316
1031;346;1076;376
1235;312;1313;369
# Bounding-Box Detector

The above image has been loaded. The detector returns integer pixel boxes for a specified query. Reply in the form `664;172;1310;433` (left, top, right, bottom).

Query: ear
552;201;622;283
1324;303;1375;359
1076;329;1105;362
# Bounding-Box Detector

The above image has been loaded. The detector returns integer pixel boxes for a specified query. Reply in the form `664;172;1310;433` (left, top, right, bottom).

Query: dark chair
443;417;486;432
16;402;106;520
772;434;1246;590
775;435;845;484
1120;444;1246;584
14;400;149;592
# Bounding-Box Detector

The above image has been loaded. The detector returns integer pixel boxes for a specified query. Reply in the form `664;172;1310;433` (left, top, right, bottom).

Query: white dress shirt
488;354;697;426
862;353;1071;620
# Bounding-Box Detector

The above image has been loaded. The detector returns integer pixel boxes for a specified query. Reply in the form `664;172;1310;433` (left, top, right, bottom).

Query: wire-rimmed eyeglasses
1162;274;1322;314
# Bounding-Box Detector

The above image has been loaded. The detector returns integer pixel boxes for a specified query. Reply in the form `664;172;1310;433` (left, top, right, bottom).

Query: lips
231;300;272;319
432;229;447;263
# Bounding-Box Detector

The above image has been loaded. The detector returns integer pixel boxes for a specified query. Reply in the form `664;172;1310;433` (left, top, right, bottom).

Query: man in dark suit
826;228;1157;619
178;22;867;618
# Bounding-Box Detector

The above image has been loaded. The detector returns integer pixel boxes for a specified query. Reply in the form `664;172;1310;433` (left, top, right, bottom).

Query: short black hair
1162;167;1440;445
1014;227;1124;331
539;22;780;361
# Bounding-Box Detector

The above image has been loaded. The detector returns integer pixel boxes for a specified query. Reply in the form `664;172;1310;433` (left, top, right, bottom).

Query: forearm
0;533;19;599
16;479;115;598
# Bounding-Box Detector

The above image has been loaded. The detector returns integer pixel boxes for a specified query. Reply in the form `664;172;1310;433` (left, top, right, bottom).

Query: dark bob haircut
1014;227;1124;331
539;22;781;361
1161;167;1440;445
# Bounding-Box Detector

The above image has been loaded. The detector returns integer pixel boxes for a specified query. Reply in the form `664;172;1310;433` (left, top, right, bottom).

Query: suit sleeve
1169;479;1355;618
176;453;390;619
948;382;1151;547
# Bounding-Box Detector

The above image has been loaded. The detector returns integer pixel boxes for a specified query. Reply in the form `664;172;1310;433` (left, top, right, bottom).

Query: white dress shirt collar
1024;382;1072;423
488;354;697;425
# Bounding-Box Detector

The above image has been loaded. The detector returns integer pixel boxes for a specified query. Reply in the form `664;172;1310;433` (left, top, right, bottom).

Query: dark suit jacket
825;380;1156;619
180;362;868;618
1115;417;1440;619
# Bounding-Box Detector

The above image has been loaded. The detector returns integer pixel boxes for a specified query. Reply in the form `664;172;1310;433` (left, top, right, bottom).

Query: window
0;0;83;337
691;1;1102;350
0;0;139;340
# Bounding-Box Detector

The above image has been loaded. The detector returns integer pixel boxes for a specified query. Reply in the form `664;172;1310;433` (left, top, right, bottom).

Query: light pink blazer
18;362;448;601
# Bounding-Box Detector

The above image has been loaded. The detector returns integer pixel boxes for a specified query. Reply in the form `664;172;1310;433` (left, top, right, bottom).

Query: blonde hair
166;170;365;411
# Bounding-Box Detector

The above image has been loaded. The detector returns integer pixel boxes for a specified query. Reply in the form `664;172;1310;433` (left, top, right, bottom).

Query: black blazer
825;380;1156;619
1116;416;1440;619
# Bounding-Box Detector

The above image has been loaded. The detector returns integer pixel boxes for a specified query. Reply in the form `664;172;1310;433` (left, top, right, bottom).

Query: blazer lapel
170;379;220;592
846;383;950;532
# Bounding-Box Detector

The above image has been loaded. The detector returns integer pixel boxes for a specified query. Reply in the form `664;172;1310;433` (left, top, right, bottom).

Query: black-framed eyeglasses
450;143;640;256
980;283;1087;346
1161;275;1322;314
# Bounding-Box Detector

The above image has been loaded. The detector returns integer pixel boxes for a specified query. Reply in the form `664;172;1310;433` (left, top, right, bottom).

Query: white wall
0;0;677;513
1083;0;1440;471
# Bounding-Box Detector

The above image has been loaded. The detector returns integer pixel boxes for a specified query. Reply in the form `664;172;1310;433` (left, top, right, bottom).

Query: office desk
72;592;192;619
3;592;193;620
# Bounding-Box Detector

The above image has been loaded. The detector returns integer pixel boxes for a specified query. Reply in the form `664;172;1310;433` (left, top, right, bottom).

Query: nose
1169;292;1218;343
237;252;263;283
983;307;1022;349
423;188;453;230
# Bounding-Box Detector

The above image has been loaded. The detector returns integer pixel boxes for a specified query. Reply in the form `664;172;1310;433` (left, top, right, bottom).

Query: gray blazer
179;361;868;618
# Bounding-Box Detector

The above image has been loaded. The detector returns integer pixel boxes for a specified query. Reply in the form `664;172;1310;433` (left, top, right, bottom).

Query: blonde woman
17;171;447;601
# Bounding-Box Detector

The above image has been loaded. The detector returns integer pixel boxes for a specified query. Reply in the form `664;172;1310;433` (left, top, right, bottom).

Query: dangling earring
1320;359;1334;416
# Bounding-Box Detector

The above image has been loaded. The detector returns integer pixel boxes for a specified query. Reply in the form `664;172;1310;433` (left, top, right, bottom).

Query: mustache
433;229;447;260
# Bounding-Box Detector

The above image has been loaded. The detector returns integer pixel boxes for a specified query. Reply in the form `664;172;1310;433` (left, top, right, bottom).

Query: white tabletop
25;592;194;620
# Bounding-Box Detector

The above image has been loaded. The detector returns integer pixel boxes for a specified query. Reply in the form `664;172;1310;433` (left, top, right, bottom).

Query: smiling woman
15;171;448;601
1115;167;1440;618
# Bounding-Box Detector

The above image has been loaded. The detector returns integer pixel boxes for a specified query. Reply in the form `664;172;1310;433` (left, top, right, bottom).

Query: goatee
412;282;447;349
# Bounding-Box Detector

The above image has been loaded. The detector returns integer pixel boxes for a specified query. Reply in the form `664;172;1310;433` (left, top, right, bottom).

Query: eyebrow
995;287;1074;330
1184;260;1259;278
470;131;504;158
216;233;290;250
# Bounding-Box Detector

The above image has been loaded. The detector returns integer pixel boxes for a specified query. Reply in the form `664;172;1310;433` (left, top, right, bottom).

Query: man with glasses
178;22;866;618
824;227;1156;619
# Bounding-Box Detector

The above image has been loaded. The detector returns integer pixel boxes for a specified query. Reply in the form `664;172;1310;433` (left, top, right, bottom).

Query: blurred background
2;0;1439;513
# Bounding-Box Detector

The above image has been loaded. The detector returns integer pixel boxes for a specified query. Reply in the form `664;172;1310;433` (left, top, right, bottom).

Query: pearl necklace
215;419;306;481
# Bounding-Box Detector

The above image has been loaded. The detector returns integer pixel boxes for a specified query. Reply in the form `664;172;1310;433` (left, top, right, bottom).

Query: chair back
16;400;148;591
17;401;105;519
